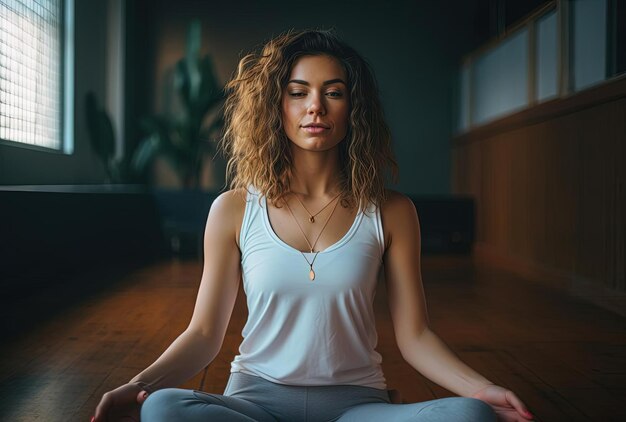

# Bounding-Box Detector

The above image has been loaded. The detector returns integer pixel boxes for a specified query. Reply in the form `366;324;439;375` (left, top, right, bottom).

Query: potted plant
131;19;225;256
131;19;225;189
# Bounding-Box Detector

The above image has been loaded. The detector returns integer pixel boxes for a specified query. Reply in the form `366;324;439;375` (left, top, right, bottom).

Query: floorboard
1;256;624;421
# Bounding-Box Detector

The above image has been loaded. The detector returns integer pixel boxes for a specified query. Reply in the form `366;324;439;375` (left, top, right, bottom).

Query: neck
289;145;343;198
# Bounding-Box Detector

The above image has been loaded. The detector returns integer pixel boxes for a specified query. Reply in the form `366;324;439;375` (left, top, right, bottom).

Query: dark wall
471;0;552;44
127;0;479;195
2;0;541;195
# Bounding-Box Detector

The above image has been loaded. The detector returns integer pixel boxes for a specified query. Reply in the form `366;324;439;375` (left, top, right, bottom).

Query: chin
302;140;343;152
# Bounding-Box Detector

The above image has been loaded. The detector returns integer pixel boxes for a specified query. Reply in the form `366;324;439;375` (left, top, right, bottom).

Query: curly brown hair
218;29;398;210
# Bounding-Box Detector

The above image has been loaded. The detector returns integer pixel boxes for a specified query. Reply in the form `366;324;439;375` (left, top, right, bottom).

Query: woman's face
281;54;350;152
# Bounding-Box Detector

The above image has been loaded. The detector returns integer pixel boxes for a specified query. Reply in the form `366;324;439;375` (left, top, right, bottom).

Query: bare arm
94;190;246;421
128;190;244;391
381;192;535;419
382;192;493;398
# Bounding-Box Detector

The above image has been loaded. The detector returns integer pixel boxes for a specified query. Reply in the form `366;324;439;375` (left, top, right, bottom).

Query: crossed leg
141;388;496;422
140;388;277;422
337;396;497;422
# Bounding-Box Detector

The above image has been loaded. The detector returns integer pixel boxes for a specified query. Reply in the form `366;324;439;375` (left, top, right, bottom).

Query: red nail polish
91;417;95;422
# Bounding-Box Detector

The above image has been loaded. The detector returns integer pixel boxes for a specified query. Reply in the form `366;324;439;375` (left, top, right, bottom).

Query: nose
307;92;326;116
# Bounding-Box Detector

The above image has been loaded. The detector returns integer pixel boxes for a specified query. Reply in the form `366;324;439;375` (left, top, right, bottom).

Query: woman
93;29;534;422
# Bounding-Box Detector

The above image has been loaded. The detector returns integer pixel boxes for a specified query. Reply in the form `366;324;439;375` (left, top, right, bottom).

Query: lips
302;126;327;134
301;122;330;134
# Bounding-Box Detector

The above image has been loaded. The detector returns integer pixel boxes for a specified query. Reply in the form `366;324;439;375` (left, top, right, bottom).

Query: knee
448;397;496;422
141;388;192;421
418;397;496;422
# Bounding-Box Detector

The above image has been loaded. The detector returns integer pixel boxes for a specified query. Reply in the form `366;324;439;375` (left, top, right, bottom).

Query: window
571;0;607;91
472;28;529;126
456;0;621;134
536;9;558;102
615;0;626;75
0;0;73;153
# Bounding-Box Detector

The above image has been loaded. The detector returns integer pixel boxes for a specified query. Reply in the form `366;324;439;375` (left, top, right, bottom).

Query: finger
505;390;534;420
137;390;150;404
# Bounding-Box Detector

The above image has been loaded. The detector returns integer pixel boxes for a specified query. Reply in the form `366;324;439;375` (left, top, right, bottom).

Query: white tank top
230;185;387;389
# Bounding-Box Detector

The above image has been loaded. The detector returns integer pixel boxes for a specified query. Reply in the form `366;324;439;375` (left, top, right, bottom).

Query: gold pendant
309;269;315;281
309;216;315;223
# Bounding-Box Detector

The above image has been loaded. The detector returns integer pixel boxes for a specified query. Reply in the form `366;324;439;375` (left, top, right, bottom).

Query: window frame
0;0;74;155
456;0;620;135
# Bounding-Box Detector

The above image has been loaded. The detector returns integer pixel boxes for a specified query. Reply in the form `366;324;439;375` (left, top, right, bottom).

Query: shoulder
380;189;416;218
380;189;419;251
207;188;248;249
210;188;248;215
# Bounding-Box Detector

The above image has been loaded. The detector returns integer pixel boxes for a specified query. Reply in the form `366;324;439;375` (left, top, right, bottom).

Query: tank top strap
238;185;261;256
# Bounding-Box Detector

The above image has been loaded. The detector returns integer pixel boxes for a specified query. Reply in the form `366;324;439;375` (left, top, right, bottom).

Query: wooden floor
1;256;625;421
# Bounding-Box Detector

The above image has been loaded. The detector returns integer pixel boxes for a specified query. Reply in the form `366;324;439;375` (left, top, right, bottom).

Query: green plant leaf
130;133;161;176
186;20;202;103
85;91;115;162
174;59;192;112
133;19;226;189
98;110;116;159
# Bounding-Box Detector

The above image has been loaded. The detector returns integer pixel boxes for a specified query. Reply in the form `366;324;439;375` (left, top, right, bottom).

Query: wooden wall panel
544;116;578;272
508;131;529;260
453;93;626;316
520;125;548;266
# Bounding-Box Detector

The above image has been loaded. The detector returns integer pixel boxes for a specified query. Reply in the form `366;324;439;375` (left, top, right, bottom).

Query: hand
93;383;150;422
471;384;534;422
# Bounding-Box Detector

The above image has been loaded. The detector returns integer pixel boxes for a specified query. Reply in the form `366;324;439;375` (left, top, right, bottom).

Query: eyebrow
287;78;346;86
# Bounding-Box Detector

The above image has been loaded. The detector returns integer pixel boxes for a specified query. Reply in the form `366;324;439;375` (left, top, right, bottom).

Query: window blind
0;0;63;150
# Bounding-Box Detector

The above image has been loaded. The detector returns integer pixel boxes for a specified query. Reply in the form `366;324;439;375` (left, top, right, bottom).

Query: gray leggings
141;372;497;422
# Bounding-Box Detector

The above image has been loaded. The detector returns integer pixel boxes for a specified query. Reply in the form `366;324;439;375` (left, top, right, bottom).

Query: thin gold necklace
292;191;342;223
284;194;341;281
